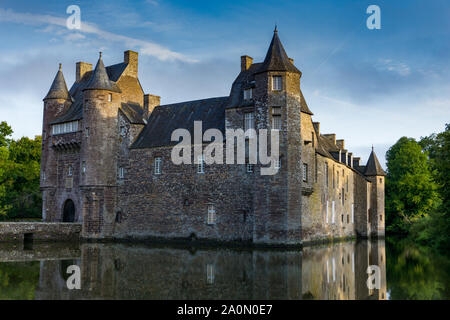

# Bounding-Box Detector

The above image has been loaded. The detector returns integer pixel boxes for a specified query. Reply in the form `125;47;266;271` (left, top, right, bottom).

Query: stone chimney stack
76;62;92;82
336;139;345;150
241;55;253;71
124;50;138;78
313;122;320;135
144;94;161;120
323;134;336;145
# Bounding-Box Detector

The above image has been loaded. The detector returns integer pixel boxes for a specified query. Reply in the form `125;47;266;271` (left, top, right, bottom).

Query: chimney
288;57;294;64
353;157;361;168
313;122;320;135
241;55;253;71
144;94;160;120
323;134;336;145
76;62;92;82
124;50;138;78
336;139;345;150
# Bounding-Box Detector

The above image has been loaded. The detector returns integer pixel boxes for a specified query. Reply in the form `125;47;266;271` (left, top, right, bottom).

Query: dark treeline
0;121;41;220
385;124;449;252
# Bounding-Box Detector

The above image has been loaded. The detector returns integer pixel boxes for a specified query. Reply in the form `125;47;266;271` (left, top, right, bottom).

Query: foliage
0;121;42;220
385;125;450;252
385;137;439;234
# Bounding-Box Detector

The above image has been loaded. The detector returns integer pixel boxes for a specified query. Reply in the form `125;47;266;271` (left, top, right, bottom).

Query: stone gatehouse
40;29;385;245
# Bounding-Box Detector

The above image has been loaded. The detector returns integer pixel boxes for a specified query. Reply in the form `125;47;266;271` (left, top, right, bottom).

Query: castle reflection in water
0;240;386;300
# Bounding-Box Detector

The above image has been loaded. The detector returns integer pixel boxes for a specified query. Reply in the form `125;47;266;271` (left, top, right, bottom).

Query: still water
0;239;448;300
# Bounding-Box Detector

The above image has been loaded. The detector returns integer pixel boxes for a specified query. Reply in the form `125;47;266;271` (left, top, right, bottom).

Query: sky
0;0;449;167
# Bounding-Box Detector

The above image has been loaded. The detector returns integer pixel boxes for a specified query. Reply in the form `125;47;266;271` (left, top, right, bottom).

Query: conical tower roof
364;147;386;176
256;27;301;74
44;64;71;100
84;52;121;92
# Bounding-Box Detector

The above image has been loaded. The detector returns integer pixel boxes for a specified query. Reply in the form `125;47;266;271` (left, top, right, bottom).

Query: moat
0;239;448;300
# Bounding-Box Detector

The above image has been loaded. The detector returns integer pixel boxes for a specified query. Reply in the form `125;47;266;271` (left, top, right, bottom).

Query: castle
40;29;385;245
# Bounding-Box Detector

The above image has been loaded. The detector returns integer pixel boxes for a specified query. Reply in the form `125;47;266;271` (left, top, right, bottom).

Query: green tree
0;122;42;220
414;124;450;250
385;137;439;234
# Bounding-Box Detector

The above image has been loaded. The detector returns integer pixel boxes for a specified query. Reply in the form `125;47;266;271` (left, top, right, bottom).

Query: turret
252;27;304;244
364;147;386;237
80;52;122;238
41;64;73;220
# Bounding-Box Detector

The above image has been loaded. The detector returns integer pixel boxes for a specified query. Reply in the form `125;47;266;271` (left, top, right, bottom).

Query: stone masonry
40;29;386;245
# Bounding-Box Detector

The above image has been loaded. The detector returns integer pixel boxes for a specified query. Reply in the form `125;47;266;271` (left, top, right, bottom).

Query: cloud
0;8;196;63
375;59;411;76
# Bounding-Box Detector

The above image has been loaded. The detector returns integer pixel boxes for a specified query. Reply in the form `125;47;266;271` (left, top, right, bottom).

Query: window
272;76;282;91
68;165;73;176
108;93;112;102
333;167;335;188
347;214;350;224
120;126;126;137
346;176;349;192
342;188;345;205
379;178;383;184
246;163;254;173
244;112;255;133
326;200;329;223
207;205;216;224
198;155;205;174
42;171;46;181
275;158;281;170
272;107;281;130
325;163;329;187
302;163;308;182
119;167;124;179
207;264;214;284
115;212;122;223
154;157;162;175
52;121;79;135
82;161;86;174
332;201;335;224
351;204;354;224
380;214;383;221
243;88;253;100
85;127;90;137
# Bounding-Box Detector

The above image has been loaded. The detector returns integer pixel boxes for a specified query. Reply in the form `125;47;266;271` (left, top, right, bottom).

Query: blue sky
0;0;449;166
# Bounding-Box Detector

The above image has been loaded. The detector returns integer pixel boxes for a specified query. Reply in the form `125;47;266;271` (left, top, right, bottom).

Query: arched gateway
62;199;75;222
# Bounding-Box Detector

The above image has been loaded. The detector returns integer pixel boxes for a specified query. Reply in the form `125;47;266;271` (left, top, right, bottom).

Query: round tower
364;147;386;238
41;64;72;221
80;52;122;239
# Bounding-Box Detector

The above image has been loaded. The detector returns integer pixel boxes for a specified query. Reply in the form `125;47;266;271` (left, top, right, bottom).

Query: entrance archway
62;199;75;222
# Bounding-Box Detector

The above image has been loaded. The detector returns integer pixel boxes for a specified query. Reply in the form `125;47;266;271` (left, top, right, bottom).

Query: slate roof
131;97;228;149
120;102;146;124
44;64;71;101
255;28;301;75
51;57;128;125
84;53;121;93
364;149;386;176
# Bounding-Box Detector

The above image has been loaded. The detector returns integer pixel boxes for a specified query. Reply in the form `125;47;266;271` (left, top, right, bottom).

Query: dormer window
272;76;282;91
243;88;253;100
